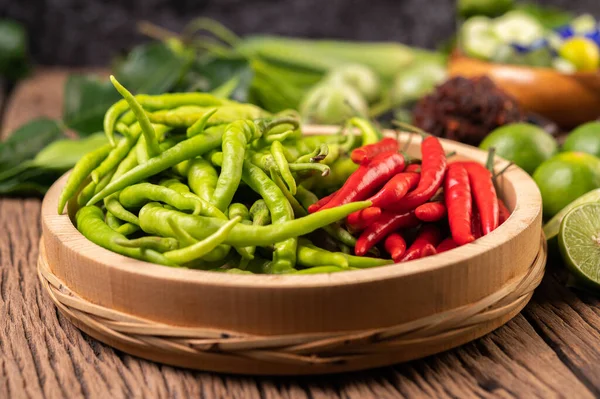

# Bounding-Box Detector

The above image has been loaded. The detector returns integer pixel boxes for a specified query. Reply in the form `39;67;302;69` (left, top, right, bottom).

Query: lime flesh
558;203;600;287
544;188;600;241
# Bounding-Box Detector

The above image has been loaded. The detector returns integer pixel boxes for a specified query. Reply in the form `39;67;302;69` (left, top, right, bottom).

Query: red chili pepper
498;198;510;225
415;201;447;222
458;161;499;235
319;152;406;211
307;190;338;213
471;202;483;239
367;172;420;209
405;163;421;173
346;206;382;231
355;211;419;256
400;224;442;262
384;233;407;263
351;137;399;165
444;163;475;245
388;136;447;213
436;237;459;253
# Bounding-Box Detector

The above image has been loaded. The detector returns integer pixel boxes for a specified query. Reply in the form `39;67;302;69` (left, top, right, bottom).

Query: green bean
139;200;370;247
57;143;112;213
186;108;218;137
187;157;218;202
270;140;296;195
163;216;241;264
297;239;348;268
110;76;161;157
242;159;296;273
76;206;175;266
114;236;179;253
87;125;225;205
211;120;260;212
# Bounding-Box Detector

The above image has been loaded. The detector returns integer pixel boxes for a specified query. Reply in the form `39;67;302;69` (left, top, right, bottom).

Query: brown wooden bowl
38;126;545;375
448;53;600;128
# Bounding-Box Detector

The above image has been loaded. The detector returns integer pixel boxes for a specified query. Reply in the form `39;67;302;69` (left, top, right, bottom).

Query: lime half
543;188;600;241
559;203;600;288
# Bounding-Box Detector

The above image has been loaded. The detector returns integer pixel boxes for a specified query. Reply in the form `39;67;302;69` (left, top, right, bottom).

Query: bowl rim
41;125;542;289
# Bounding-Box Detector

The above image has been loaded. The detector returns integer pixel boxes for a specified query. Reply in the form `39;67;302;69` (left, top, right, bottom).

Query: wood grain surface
1;69;600;398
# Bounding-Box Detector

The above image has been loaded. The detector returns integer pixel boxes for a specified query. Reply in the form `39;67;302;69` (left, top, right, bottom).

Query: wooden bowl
448;53;600;128
38;126;545;375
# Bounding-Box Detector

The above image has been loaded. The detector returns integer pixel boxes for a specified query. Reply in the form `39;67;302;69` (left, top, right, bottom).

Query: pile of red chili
310;134;511;263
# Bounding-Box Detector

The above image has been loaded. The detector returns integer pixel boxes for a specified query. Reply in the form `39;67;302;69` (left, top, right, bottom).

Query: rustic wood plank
0;68;598;398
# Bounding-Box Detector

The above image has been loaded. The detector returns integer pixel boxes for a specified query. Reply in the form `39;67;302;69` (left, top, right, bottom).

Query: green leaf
32;132;108;170
0;118;64;173
0;167;60;196
0;19;29;81
63;74;121;136
113;42;190;95
181;56;253;101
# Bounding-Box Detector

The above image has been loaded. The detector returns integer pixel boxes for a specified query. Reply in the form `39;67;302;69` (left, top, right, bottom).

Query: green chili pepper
249;199;271;226
347;117;381;146
57;143;112;214
186;108;218;138
270;169;307;218
158;177;190;194
104;195;140;225
87;125;225;205
270;140;296;195
163;216;241;264
76;205;175;266
114;236;179;253
228;203;254;262
119;183;203;214
138;200;370;247
148;104;267;128
300;157;357;191
186;157;219;203
288;162;330;176
342;253;394;268
114;122;131;137
297;239;349;268
211;120;261;212
118;109;137;126
289;265;348;274
77;168;115;207
110;144;138;182
208;150;223;167
110;76;161;157
295;144;329;164
90;133;140;184
241;159;296;273
104;92;227;146
106;211;122;230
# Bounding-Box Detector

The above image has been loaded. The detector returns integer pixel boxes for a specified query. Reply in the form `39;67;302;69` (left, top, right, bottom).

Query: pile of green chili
58;75;393;274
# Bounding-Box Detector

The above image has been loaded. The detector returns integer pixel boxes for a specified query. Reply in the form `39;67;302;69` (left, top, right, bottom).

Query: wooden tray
448;53;600;129
38;126;545;375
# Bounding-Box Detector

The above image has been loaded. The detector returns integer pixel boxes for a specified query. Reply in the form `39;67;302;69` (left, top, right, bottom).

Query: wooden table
2;70;600;399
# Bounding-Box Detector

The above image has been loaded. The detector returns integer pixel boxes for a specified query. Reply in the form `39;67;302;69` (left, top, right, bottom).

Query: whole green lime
533;152;600;219
563;121;600;158
480;123;558;175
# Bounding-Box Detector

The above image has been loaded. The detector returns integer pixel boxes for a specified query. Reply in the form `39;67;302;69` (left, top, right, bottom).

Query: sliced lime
461;16;500;60
558;203;600;287
492;11;545;46
571;14;597;35
544;188;600;241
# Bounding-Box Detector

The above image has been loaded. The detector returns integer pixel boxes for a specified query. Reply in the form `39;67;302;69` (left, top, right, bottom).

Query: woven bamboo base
37;236;546;375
